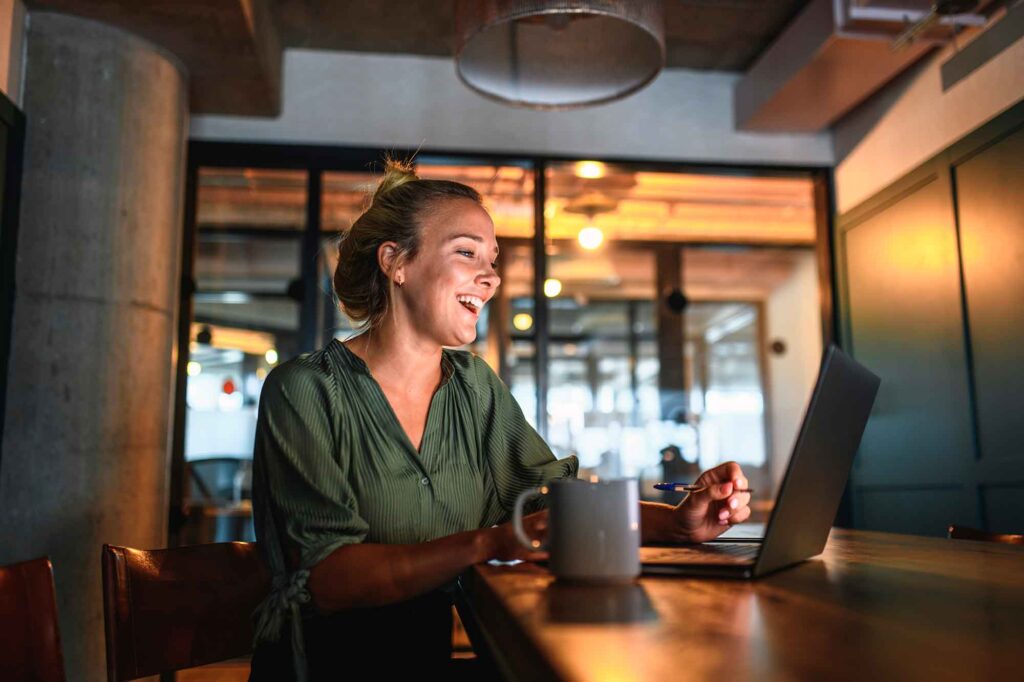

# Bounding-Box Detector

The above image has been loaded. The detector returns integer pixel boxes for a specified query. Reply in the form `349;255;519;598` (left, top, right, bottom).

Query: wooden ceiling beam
25;0;282;115
733;0;935;132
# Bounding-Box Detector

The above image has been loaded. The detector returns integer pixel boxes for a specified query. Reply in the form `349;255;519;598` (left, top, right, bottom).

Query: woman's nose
478;267;501;289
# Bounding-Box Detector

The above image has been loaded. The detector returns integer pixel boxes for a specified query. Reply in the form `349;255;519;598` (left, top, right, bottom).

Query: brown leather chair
0;557;66;682
102;541;270;681
947;525;1024;545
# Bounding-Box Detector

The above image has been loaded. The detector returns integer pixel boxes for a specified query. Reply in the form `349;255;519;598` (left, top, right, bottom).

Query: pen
654;482;754;493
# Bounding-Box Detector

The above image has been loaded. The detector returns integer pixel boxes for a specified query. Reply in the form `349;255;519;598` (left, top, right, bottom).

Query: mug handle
512;487;549;551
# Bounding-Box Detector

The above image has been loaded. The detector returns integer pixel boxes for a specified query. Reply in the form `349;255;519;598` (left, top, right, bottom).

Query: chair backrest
0;556;66;682
187;457;252;505
947;525;1024;545
102;541;270;682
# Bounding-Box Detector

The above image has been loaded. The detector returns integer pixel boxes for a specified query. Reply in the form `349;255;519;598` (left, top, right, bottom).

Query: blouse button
420;477;430;486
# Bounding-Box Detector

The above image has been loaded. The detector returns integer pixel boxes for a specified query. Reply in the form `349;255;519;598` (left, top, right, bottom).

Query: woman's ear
377;241;404;285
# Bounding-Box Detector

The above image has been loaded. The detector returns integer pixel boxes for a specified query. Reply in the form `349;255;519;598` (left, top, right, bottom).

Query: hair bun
334;156;483;331
372;156;419;203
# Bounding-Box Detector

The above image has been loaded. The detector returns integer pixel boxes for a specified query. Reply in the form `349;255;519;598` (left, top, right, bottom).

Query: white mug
513;478;641;583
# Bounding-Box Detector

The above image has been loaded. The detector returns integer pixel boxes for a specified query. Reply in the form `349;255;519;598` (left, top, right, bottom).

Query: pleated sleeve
253;358;370;572
470;355;579;527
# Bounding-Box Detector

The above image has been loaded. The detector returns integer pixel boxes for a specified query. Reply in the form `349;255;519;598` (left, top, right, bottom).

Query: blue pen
654;482;754;493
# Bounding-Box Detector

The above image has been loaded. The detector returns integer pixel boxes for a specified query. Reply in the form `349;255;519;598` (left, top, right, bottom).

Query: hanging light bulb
578;224;604;250
564;193;618;250
574;161;606;179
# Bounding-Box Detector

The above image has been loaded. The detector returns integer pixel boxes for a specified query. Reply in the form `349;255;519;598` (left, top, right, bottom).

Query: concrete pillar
0;12;187;681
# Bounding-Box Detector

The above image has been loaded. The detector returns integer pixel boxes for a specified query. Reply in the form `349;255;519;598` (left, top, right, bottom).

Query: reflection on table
456;528;1024;681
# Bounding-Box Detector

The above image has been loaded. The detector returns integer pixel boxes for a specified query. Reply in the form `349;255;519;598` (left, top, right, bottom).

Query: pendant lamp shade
455;0;665;110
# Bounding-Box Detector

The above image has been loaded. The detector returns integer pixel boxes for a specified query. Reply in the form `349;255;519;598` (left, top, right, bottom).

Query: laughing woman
249;159;751;681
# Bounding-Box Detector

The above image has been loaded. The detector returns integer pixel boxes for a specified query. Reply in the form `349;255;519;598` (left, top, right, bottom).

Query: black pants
249;589;493;681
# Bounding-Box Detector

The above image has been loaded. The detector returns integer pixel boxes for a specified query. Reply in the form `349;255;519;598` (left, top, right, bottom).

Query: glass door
179;167;308;543
543;161;820;515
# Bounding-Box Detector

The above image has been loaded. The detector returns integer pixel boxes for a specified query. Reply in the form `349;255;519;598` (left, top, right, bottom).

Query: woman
249;160;751;681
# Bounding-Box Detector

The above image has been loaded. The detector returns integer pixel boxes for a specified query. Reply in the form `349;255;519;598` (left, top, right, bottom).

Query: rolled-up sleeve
470;356;579;527
254;360;369;571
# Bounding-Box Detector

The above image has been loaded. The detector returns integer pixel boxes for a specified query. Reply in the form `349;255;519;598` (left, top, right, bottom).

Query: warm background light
513;313;534;331
265;349;279;364
186;361;201;377
574;160;607;179
578;225;604;250
211;165;817;245
544;278;563;297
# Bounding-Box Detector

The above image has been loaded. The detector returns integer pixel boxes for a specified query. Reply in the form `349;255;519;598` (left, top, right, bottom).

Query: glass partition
544;161;818;514
180;167;309;542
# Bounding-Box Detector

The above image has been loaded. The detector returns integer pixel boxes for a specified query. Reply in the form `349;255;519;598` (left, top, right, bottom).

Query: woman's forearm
307;528;491;612
308;503;676;611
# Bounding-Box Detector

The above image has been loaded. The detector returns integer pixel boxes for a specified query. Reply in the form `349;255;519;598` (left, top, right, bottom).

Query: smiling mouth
457;294;483;315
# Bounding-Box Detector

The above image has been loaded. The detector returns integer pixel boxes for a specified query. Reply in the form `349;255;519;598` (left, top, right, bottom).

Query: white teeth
456;295;483;311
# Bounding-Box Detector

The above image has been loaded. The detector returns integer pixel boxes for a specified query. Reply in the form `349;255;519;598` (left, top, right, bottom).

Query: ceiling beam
733;0;935;132
25;0;282;116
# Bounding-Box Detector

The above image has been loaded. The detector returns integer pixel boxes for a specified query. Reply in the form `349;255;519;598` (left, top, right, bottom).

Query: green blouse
250;339;579;679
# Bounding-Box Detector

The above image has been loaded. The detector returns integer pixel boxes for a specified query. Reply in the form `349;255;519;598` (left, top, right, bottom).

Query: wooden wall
836;103;1024;536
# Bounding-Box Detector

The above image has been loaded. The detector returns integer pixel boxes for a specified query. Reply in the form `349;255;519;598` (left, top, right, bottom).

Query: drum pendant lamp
454;0;666;110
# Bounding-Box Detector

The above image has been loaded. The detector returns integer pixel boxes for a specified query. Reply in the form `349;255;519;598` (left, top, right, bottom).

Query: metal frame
532;161;549;437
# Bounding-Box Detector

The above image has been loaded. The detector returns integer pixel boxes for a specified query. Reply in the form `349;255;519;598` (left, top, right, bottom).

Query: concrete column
0;12;187;681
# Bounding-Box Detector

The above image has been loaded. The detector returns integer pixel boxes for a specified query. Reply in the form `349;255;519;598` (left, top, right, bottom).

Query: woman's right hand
480;509;550;563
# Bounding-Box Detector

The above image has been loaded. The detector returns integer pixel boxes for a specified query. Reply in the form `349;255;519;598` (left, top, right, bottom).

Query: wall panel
954;127;1024;468
836;103;1024;536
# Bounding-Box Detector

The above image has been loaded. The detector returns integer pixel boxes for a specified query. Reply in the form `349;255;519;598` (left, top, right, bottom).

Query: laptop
640;344;880;579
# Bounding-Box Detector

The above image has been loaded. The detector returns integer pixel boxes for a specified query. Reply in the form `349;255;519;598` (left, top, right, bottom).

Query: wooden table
455;528;1024;681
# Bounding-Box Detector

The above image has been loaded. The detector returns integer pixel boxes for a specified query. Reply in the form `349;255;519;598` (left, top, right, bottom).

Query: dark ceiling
21;0;813;115
272;0;811;72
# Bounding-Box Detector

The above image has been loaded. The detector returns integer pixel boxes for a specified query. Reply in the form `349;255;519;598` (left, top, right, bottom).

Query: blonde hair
333;156;483;330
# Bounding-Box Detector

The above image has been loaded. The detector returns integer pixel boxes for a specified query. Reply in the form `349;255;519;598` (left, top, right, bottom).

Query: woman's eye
457;249;474;258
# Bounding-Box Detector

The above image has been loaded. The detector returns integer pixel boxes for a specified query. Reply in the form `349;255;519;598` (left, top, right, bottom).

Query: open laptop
640;344;880;579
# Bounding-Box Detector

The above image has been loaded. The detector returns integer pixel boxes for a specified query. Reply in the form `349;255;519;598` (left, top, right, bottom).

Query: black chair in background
182;456;255;544
188;456;252;504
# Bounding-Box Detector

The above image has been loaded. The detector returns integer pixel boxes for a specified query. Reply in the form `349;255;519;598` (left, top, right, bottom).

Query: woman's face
394;197;501;348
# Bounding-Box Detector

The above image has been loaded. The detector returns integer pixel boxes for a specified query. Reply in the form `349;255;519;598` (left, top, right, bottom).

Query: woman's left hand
664;461;752;544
